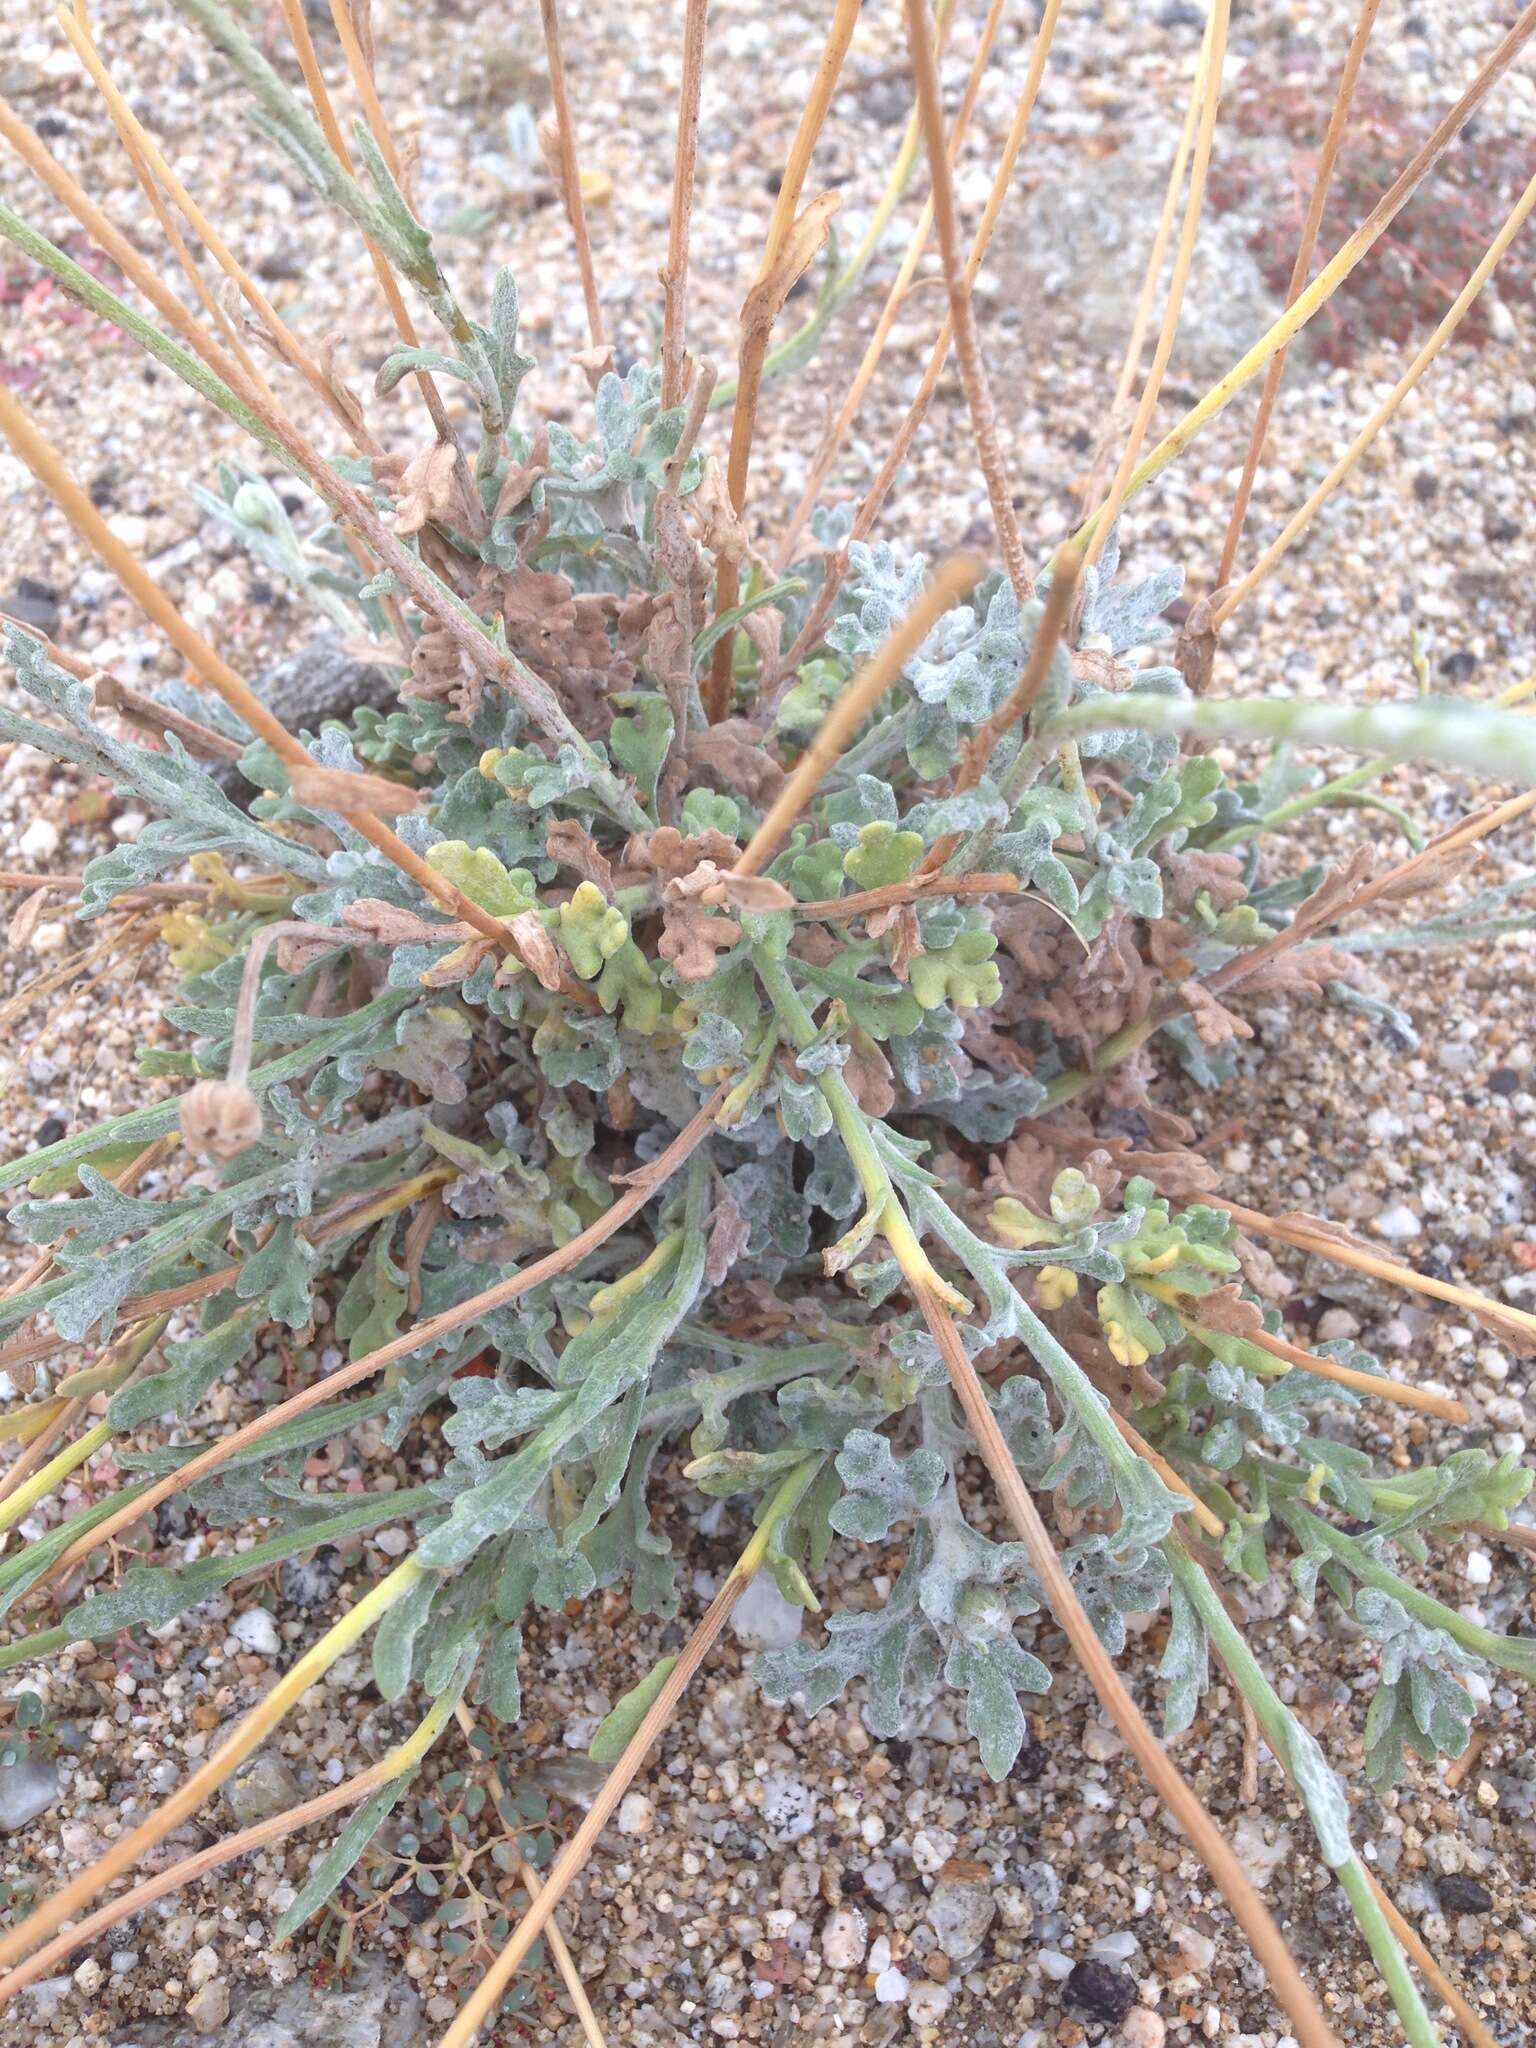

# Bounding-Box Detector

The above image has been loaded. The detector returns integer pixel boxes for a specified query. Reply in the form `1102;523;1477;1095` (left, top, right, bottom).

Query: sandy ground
2;1;1535;2043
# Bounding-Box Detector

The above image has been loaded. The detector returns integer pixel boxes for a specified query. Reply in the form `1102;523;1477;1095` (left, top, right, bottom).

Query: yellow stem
0;1681;459;1999
1216;160;1536;626
433;1461;820;2048
1070;0;1536;554
0;1420;111;1538
0;1557;425;1972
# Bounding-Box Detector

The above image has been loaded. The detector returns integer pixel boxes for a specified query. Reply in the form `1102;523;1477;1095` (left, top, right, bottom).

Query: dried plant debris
0;2;1534;2045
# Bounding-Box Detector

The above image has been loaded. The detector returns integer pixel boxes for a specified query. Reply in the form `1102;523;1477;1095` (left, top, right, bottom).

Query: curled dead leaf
508;910;565;992
392;440;460;537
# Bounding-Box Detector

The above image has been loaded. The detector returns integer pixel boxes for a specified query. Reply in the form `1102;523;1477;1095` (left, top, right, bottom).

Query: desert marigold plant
1;1;1536;2044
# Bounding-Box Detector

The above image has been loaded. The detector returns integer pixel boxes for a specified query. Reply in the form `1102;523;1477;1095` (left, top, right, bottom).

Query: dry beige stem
54;5;379;452
903;0;1030;603
274;0;459;447
733;555;981;878
910;1284;1340;2048
1215;158;1536;626
767;0;1066;695
538;0;607;355
774;0;1008;571
1080;0;1231;573
1214;0;1384;587
660;0;709;409
704;0;861;720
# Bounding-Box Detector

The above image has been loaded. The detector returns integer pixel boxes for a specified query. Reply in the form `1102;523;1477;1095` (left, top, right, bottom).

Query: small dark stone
715;1822;770;1862
882;1738;912;1768
1440;649;1479;684
214;636;400;804
1158;0;1206;23
1412;471;1439;503
3;576;62;638
34;115;68;141
1013;1738;1049;1782
1436;1874;1494;1915
1488;1068;1521;1097
1065;1958;1137;2024
281;1544;343;1611
394;1883;438;1926
256;246;305;284
1485;516;1521;544
35;1115;67;1148
255;635;400;733
155;1498;196;1544
1068;426;1093;454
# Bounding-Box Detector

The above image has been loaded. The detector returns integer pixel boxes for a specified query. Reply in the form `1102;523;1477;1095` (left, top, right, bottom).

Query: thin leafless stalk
1216;162;1536;626
431;1459;820;2048
0;1559;430;1977
902;0;1030;601
1081;0;1230;572
275;0;460;448
1070;0;1536;551
87;53;273;400
451;1702;609;2048
774;0;1007;570
1075;33;1207;519
764;0;1066;701
539;0;607;353
1213;1321;1467;1420
661;0;709;408
55;6;379;451
1215;0;1384;589
909;1284;1340;2048
1210;1200;1536;1347
325;0;405;175
704;0;862;721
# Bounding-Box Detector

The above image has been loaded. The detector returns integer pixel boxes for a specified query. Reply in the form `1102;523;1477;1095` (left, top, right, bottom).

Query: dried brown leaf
545;819;614;895
508;910;565;992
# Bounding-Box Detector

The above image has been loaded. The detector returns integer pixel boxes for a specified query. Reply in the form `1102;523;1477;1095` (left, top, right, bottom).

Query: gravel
3;1;1536;2044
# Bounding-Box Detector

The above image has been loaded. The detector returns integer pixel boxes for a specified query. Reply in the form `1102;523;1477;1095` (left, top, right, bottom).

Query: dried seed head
179;1079;264;1161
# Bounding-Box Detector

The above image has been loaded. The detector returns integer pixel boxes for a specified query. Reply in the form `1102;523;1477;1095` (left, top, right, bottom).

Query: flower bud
179;1079;264;1161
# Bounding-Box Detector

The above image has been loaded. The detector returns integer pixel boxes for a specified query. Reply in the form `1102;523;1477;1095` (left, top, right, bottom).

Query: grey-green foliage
7;34;1536;2008
758;1416;1051;1780
0;626;322;912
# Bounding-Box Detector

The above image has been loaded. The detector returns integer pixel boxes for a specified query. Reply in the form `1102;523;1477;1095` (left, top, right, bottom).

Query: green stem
752;948;957;1295
0;1624;68;1676
1213;754;1397;851
1281;1504;1536;1680
1165;1538;1440;2048
0;207;282;458
1038;1014;1159;1111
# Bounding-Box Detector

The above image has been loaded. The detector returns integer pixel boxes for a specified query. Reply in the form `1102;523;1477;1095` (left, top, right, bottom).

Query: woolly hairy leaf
589;1655;679;1762
110;1305;262;1428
